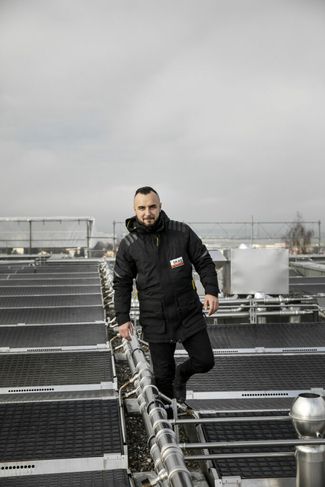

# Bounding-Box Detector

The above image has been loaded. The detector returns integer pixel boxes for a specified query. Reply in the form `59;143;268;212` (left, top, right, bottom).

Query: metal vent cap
290;393;325;438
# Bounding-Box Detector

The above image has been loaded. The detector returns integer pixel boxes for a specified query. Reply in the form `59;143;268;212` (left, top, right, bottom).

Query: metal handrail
180;438;325;449
170;415;292;425
122;333;193;487
184;452;294;460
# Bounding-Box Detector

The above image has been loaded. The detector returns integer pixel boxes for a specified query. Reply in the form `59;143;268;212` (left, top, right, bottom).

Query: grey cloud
0;0;324;233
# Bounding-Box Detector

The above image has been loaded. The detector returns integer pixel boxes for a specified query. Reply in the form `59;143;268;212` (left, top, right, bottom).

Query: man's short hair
134;186;159;197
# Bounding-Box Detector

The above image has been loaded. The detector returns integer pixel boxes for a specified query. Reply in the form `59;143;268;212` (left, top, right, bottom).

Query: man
113;186;219;402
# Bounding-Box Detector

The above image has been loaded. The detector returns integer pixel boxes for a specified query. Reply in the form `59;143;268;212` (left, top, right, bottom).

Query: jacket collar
125;210;169;234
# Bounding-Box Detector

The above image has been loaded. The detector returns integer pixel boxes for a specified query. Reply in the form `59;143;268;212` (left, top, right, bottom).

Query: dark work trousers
149;328;215;399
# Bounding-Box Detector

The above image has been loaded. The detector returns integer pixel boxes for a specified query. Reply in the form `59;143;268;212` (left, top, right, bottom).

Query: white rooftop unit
223;248;289;295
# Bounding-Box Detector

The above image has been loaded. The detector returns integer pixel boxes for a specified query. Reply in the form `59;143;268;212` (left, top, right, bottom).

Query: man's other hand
204;295;219;316
118;321;134;340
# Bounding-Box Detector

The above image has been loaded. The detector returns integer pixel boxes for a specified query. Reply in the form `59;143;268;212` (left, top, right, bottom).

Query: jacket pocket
139;300;166;335
177;290;203;324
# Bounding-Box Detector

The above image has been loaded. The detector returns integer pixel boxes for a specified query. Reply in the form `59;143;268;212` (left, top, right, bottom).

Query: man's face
134;191;161;227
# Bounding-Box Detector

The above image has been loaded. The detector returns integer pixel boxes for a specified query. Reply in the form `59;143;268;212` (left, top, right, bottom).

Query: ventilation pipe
290;393;325;487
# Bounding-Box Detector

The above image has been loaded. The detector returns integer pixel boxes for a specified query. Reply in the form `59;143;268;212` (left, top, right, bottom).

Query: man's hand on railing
118;321;134;340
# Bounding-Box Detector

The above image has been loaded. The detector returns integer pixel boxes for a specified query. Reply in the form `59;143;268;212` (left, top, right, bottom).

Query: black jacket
113;210;219;343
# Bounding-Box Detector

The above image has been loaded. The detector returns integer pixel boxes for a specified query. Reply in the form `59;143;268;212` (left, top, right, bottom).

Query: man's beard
143;218;156;226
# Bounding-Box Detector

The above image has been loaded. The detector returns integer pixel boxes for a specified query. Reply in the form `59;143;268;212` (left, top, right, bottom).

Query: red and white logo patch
170;257;184;269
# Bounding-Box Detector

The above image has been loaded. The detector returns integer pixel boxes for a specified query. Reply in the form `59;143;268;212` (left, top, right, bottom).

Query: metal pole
86;219;93;257
318;220;321;254
29;219;32;254
113;220;116;255
170;415;292;425
185;452;294;461
180;439;325;449
256;310;315;317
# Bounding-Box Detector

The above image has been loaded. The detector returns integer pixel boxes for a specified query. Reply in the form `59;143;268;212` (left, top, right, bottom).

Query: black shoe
164;404;174;420
173;370;187;403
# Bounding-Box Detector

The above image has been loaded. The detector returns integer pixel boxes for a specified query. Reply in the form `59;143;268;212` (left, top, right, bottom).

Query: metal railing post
113;220;117;255
29;219;32;254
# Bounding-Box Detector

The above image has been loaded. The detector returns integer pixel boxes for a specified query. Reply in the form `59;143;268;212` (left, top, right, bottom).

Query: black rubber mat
290;277;325;295
187;397;294;411
0;294;102;308
205;322;325;349
16;266;99;274
290;277;325;284
183;354;325;392
202;411;296;479
0;278;100;286
8;272;99;279
0;266;25;273
0;351;112;387
46;261;100;265
0;399;122;460
289;268;301;277
0;470;130;486
0;285;101;295
290;284;325;295
0;323;107;348
0;306;105;325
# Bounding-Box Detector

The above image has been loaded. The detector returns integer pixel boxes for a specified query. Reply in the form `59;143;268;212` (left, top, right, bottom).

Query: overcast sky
1;0;324;234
